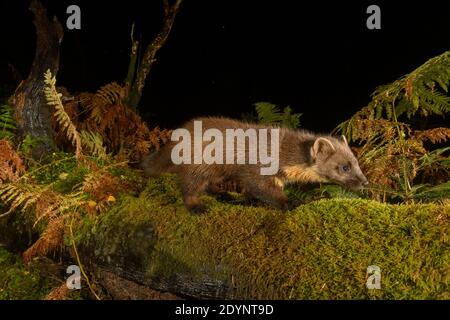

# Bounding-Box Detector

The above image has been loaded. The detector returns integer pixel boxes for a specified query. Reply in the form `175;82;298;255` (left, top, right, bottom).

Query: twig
69;216;101;300
127;0;183;108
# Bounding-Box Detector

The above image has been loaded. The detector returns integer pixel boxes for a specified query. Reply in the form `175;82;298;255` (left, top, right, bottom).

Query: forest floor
0;244;181;300
1;173;449;300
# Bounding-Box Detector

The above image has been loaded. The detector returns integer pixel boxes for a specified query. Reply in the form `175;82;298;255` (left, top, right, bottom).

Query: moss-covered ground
0;246;51;299
76;174;450;299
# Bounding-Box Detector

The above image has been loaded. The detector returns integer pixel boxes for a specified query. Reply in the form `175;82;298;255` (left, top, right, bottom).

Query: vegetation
74;174;450;299
243;101;302;129
0;104;15;141
336;51;450;203
0;50;448;299
0;246;51;300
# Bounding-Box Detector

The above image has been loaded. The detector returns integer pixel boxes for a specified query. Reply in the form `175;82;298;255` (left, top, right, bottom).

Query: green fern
335;52;450;203
338;51;450;137
381;181;450;202
410;181;450;201
0;104;16;140
417;147;450;171
254;102;302;129
19;134;52;158
80;130;108;160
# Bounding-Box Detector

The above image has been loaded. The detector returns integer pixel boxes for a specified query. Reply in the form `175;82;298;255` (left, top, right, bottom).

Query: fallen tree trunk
92;268;182;300
1;175;449;299
92;264;227;299
73;175;450;300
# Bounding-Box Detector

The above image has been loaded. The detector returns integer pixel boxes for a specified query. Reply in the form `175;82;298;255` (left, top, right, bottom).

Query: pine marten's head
310;136;369;191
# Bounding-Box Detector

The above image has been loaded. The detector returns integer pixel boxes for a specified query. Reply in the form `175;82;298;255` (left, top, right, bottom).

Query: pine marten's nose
362;178;369;186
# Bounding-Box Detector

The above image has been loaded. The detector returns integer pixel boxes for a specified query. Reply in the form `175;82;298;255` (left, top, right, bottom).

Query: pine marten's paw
188;203;207;215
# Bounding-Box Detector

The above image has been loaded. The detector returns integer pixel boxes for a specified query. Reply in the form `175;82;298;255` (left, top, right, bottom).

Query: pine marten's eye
340;164;351;173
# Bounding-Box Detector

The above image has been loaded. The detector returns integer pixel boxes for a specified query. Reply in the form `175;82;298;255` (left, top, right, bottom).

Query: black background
0;300;444;319
1;0;449;131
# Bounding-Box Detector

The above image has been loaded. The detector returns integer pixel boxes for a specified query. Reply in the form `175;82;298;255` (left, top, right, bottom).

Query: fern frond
335;52;450;202
148;127;172;150
80;130;108;160
255;102;282;124
45;283;69;300
0;139;25;184
411;181;450;201
33;190;85;227
94;82;127;106
280;106;302;129
22;215;65;263
416;147;450;171
414;127;450;144
0;183;44;218
43;70;82;160
0;104;16;140
254;102;302;129
349;51;450;122
88;82;127;123
0;178;85;225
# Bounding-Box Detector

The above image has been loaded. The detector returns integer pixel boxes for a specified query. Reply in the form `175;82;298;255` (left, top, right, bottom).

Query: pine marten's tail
139;144;175;177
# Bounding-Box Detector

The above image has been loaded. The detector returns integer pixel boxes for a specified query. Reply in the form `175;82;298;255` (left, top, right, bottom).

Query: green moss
29;152;82;189
107;165;147;191
76;174;450;299
0;247;51;300
27;152;146;196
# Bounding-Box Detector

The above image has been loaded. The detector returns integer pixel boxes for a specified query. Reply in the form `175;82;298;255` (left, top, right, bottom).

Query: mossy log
74;174;450;299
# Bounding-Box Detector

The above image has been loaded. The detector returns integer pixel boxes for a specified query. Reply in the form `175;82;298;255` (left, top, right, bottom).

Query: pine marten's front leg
241;176;288;211
180;176;208;213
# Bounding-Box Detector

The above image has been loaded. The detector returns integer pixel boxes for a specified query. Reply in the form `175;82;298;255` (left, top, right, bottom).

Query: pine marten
140;117;368;212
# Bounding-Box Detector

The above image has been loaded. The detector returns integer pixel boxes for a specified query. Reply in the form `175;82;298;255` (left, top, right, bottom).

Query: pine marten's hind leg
240;176;288;211
180;175;209;214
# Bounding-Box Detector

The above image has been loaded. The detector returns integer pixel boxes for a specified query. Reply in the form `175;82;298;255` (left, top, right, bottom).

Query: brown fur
141;117;368;212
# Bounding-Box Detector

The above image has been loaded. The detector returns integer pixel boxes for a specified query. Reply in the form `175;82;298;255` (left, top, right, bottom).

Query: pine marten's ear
311;137;336;159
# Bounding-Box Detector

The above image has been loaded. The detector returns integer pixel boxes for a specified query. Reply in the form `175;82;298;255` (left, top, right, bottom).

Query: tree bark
124;24;139;90
90;262;227;300
127;0;183;110
10;0;63;159
90;263;230;300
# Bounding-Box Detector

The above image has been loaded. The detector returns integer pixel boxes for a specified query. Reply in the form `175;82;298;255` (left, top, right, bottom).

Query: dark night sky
1;0;449;131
